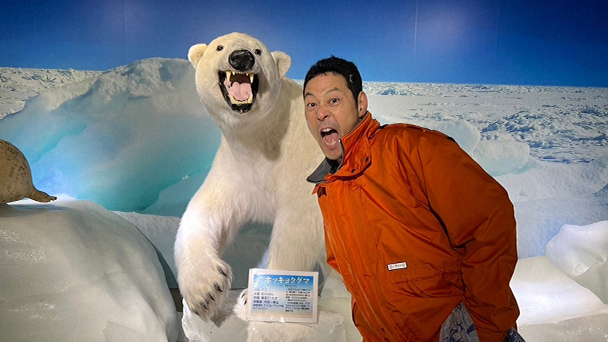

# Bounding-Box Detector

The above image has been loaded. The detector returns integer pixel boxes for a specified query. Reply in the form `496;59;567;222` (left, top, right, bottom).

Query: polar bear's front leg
175;186;245;320
266;203;325;272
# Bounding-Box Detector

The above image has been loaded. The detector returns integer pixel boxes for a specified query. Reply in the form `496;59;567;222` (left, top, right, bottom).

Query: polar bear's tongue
229;82;252;102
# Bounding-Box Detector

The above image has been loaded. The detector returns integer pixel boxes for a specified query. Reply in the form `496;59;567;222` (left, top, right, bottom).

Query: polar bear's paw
238;288;248;305
232;288;249;321
181;258;233;320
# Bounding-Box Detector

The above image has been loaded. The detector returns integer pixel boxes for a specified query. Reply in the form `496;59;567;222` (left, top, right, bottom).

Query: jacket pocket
384;262;464;298
377;263;465;341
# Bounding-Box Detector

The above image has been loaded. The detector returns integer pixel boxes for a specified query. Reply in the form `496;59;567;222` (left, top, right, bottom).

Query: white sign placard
246;268;318;323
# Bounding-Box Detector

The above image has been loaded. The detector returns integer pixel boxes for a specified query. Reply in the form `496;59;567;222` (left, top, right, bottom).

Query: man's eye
306;103;317;108
330;98;339;104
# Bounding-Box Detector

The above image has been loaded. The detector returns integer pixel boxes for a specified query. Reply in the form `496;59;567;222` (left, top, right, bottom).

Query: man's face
304;72;367;162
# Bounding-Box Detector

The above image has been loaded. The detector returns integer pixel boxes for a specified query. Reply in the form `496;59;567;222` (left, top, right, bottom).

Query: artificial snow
179;271;360;342
0;198;180;342
0;59;607;341
511;257;608;326
181;290;346;342
113;211;181;289
512;257;608;341
545;221;608;303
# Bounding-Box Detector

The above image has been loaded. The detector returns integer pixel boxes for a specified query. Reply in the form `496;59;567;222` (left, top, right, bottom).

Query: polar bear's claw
181;257;233;320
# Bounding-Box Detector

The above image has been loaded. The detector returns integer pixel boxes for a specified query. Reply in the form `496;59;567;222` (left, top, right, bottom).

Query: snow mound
511;257;608;327
0;200;179;342
141;171;208;217
113;211;181;288
0;58;221;213
545;221;608;303
514;256;608;341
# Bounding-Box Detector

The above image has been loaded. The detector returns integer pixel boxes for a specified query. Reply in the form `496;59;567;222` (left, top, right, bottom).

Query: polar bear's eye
216;45;224;51
254;49;262;55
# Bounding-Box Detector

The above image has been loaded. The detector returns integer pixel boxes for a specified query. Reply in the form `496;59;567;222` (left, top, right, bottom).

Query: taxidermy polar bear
176;32;325;320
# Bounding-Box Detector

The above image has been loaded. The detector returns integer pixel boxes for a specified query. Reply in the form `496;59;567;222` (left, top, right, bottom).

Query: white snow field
0;59;607;341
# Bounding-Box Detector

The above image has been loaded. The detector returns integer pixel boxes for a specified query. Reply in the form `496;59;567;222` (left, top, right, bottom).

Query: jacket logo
387;262;408;271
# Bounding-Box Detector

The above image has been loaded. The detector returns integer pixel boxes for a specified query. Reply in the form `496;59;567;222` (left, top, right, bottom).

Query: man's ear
188;44;208;68
272;51;291;78
358;91;368;118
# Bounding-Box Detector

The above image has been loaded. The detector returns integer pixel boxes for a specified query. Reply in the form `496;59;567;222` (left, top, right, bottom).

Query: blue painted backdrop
1;0;607;87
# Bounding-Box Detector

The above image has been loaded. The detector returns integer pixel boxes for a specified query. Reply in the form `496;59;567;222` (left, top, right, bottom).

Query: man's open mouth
218;70;259;114
321;128;339;147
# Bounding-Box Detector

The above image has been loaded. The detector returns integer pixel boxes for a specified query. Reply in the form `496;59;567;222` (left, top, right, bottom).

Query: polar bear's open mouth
218;70;259;114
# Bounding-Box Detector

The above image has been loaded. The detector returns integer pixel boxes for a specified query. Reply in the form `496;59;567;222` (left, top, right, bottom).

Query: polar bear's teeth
226;71;255;83
228;94;254;104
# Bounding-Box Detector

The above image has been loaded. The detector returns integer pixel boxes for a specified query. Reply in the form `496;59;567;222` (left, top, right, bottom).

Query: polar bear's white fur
175;32;325;320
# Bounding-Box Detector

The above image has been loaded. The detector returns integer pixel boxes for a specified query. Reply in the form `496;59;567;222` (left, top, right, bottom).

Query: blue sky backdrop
1;0;607;87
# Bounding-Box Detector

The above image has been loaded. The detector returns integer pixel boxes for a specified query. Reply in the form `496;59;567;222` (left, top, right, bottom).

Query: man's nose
316;105;330;121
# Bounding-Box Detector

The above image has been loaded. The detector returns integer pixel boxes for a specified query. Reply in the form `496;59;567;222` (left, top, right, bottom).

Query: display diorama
1;28;607;342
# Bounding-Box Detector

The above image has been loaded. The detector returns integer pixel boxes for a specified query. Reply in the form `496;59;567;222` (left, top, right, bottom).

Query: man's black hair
303;56;362;101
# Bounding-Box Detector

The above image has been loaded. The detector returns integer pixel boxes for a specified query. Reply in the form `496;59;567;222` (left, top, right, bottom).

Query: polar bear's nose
229;50;255;71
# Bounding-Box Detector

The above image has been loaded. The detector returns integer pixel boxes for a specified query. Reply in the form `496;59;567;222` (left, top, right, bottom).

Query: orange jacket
308;113;520;342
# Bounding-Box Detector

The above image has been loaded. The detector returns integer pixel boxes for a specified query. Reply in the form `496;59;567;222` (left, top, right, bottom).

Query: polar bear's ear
272;51;291;78
188;44;208;68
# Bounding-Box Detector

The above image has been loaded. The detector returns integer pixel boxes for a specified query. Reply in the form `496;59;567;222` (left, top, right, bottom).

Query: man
303;56;524;342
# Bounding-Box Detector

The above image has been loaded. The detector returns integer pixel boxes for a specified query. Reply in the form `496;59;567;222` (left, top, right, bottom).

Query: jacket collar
307;112;380;184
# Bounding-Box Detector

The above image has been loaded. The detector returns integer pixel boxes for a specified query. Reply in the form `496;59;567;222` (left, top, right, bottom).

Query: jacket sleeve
406;130;520;342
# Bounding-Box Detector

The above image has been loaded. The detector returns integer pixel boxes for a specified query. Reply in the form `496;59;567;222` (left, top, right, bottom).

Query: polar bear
175;32;326;320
